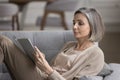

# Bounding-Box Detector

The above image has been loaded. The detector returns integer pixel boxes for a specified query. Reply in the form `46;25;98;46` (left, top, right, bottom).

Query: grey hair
74;7;105;42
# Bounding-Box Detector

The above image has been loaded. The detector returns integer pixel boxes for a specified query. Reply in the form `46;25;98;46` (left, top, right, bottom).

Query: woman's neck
75;39;93;51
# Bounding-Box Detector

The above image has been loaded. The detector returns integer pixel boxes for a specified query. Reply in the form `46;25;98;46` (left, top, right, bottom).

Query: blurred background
0;0;119;31
0;0;120;62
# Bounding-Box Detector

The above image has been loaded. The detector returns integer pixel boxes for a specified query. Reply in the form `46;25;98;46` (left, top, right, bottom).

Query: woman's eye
78;22;84;26
73;21;84;26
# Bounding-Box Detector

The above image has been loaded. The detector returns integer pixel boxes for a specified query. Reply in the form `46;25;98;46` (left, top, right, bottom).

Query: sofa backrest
0;30;75;63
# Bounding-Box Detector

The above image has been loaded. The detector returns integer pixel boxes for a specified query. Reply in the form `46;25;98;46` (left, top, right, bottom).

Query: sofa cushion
2;63;8;73
33;31;66;62
0;64;2;73
0;73;12;80
0;63;9;73
97;63;113;77
104;63;120;80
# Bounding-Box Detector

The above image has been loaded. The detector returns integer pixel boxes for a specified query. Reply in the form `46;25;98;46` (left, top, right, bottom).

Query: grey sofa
0;30;120;80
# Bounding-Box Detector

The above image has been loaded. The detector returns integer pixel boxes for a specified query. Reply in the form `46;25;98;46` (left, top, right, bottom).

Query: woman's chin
74;33;81;39
74;36;80;39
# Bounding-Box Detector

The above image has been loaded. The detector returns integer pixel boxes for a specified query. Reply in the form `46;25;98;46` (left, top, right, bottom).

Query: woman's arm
34;46;53;75
34;46;66;80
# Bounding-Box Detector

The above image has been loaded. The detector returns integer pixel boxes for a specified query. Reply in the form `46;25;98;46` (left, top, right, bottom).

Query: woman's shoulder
89;45;104;57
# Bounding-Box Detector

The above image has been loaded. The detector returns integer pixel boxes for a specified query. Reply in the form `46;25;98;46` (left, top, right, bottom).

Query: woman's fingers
34;46;45;64
34;46;45;59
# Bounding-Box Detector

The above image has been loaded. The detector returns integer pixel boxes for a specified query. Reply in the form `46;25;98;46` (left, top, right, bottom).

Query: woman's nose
73;23;78;29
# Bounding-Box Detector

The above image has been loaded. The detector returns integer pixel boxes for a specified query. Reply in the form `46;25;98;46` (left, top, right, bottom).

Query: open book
15;38;35;63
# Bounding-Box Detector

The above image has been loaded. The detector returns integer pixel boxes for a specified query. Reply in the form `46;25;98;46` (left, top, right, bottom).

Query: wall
99;32;120;63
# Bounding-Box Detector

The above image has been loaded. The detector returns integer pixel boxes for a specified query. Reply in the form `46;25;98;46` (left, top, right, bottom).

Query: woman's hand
34;46;53;75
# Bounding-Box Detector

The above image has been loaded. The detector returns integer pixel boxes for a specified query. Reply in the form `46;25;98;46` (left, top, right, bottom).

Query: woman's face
73;13;91;39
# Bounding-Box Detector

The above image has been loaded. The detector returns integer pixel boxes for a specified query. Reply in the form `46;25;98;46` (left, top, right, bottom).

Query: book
15;38;35;63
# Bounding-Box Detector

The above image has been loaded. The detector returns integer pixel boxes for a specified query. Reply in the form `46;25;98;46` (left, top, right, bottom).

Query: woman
0;7;105;80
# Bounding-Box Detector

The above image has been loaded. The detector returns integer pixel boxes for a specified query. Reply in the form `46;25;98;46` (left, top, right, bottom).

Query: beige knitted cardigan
48;41;104;80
